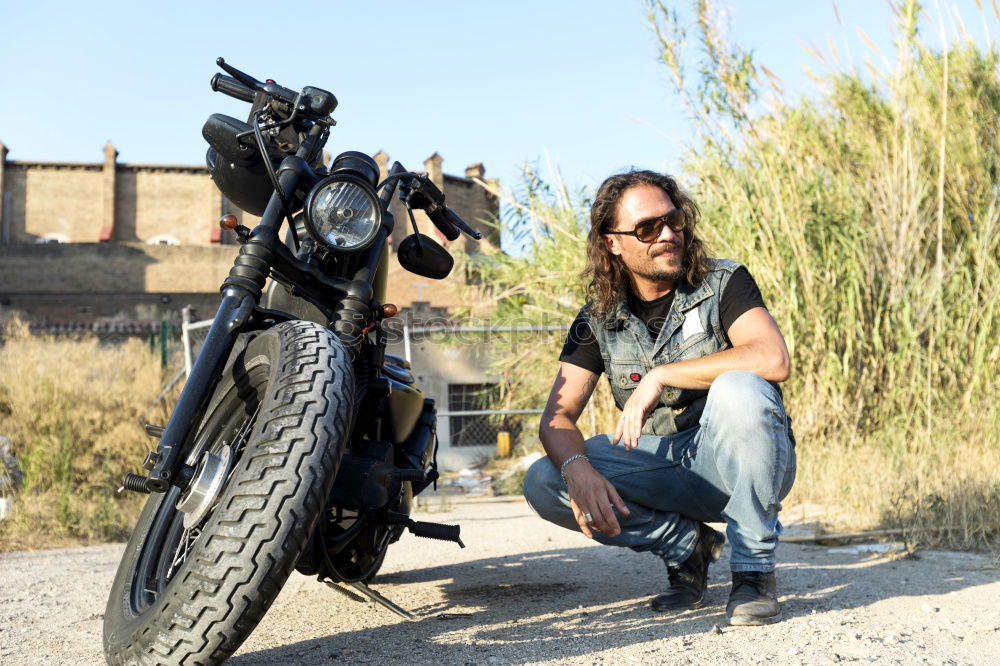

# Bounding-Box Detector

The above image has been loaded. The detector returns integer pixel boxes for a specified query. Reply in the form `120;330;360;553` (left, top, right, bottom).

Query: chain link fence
20;320;184;369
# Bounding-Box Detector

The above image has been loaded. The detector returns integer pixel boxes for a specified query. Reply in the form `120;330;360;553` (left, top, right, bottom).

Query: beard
626;242;686;283
633;265;685;282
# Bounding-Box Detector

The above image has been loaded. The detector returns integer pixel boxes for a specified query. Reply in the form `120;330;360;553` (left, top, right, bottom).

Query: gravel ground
1;499;998;665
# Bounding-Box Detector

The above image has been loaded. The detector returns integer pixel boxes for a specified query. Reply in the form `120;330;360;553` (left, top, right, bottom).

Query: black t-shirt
560;266;766;375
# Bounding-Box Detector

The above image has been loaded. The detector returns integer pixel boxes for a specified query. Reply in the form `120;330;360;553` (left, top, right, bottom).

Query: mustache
651;241;682;256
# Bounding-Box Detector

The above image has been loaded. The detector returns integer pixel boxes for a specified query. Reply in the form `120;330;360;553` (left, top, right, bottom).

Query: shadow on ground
230;538;996;665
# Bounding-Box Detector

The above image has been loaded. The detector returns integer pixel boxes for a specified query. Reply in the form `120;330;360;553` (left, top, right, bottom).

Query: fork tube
145;290;253;491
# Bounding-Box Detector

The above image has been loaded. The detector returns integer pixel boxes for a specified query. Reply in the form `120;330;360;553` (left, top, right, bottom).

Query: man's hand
613;367;668;450
563;459;630;538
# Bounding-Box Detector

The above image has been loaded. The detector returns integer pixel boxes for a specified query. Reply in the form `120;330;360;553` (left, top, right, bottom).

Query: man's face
604;184;685;285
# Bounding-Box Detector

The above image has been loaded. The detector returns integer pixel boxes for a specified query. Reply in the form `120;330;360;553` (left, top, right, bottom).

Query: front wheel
103;320;354;665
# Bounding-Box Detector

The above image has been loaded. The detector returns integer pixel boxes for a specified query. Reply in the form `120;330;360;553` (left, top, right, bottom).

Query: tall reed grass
465;0;999;553
0;321;176;550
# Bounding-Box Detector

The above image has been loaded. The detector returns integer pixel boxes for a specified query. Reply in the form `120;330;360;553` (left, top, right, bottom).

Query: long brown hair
584;170;710;319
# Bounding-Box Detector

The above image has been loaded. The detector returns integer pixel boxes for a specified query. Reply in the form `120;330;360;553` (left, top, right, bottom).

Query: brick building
0;142;507;469
0;141;499;325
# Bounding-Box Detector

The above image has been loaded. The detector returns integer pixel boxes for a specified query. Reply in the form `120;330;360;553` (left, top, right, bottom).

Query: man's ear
604;235;622;257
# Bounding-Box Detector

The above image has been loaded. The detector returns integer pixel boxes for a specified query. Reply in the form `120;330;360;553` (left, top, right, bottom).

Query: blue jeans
524;370;797;572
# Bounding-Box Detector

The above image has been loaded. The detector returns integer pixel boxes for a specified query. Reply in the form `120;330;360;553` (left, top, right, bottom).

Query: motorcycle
103;58;479;665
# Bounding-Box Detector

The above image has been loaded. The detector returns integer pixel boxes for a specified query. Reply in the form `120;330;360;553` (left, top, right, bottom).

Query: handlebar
392;173;483;241
211;58;338;120
213;58;297;107
428;206;482;241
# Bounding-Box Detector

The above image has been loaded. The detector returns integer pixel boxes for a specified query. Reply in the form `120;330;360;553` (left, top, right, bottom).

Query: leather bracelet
560;453;590;487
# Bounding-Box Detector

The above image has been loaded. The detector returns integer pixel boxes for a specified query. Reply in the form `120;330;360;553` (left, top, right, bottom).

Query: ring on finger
583;512;593;523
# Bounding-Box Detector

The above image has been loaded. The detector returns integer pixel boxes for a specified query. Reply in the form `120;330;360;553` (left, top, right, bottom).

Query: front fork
144;289;256;491
143;129;323;492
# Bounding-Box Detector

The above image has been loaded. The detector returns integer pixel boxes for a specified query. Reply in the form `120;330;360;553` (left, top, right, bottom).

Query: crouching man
524;170;797;625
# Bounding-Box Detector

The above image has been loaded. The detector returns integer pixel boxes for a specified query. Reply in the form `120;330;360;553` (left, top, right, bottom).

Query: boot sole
650;594;708;612
727;611;782;626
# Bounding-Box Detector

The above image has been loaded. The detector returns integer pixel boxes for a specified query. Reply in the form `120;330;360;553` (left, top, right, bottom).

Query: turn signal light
382;303;398;317
219;214;239;230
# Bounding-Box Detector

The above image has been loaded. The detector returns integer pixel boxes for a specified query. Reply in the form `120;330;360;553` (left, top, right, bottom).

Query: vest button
619;376;628;387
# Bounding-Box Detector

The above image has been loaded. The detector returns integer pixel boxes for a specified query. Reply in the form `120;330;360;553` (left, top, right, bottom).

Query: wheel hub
176;444;232;529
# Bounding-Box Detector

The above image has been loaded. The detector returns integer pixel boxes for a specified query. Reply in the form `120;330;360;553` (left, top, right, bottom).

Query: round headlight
304;175;382;252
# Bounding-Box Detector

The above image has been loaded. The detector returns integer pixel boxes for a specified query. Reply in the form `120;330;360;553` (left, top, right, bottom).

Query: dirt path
1;499;997;665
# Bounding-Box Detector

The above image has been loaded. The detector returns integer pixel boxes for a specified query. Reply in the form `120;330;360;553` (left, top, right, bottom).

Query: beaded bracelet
560;453;590;487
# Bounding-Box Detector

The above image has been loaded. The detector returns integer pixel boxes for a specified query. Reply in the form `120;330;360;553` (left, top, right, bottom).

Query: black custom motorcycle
103;58;479;665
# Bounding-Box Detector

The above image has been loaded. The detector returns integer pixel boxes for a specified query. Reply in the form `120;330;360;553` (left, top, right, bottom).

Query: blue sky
1;1;995;197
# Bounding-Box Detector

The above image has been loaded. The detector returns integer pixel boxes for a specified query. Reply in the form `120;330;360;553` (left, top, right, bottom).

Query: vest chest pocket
606;361;645;407
667;327;725;363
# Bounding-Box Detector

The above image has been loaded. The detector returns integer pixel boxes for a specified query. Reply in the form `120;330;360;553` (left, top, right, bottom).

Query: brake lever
444;208;483;240
398;175;483;240
216;57;260;90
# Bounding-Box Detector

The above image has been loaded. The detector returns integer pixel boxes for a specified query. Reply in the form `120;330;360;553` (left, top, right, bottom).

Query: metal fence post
181;307;193;377
159;320;170;369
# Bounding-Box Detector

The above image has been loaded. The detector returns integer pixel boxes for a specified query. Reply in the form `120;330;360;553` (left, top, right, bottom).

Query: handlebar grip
427;207;461;241
211;74;255;103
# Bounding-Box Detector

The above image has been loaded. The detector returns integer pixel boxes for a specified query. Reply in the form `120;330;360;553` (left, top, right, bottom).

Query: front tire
103;320;353;665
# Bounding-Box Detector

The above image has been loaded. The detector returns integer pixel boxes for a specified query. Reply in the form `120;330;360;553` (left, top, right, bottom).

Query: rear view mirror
397;234;454;279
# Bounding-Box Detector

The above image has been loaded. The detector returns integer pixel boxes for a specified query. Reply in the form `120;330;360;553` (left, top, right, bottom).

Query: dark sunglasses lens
634;220;660;241
634;210;685;241
666;209;686;232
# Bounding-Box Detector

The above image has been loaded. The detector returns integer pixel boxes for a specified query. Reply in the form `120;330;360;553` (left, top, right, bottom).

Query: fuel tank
387;378;424;443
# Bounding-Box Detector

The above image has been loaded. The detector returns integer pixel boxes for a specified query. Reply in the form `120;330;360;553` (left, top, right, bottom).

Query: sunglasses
604;208;686;242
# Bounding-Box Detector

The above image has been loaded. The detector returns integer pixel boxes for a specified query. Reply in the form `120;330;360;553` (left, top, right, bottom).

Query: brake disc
176;444;232;529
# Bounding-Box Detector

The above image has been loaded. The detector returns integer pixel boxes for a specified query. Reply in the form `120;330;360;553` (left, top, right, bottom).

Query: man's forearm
539;413;588;469
653;342;789;390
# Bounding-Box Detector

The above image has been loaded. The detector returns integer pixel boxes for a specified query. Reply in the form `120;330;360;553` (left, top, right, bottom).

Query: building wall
0;242;239;322
443;172;501;248
6;164;105;243
0;143;502;470
116;167;223;245
385;335;500;471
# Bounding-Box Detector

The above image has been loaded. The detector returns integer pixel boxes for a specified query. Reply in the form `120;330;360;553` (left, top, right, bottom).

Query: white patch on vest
682;310;705;340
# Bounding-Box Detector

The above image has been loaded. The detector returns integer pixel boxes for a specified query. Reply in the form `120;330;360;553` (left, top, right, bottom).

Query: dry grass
463;0;1000;555
0;320;178;550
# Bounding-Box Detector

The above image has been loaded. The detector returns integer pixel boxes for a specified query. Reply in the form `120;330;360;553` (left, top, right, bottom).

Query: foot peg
116;473;152;495
384;511;464;547
144;423;165;437
407;520;465;548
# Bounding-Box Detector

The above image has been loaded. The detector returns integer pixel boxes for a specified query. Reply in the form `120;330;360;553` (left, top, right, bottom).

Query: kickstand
322;580;368;604
346;581;418;622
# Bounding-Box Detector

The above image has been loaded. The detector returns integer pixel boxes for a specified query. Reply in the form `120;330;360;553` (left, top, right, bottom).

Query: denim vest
584;258;744;436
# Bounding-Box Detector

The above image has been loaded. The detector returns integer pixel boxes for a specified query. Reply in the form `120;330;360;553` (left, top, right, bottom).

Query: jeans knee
710;370;771;407
523;456;562;517
706;370;782;425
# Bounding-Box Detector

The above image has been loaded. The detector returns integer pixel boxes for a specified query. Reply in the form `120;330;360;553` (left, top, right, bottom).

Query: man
523;170;797;625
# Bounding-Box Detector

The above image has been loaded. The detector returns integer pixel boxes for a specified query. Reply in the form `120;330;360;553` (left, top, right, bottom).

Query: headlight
303;175;382;252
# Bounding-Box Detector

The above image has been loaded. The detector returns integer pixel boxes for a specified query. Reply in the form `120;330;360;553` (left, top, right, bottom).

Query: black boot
650;523;725;612
726;571;781;625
